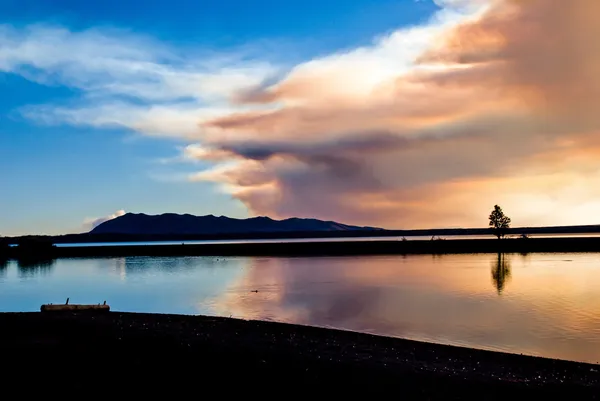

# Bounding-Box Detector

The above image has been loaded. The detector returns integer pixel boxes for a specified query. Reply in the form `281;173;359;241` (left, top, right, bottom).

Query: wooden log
40;304;110;312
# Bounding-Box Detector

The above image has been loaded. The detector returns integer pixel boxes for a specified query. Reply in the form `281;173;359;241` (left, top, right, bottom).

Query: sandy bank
0;312;598;399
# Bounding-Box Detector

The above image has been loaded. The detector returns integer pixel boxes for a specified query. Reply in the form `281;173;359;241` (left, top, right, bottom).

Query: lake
1;252;600;364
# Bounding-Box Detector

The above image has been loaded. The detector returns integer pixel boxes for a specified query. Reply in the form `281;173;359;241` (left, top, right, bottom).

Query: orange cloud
188;0;600;228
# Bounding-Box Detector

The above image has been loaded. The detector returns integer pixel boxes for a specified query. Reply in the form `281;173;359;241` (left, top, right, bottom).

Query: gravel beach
1;312;598;399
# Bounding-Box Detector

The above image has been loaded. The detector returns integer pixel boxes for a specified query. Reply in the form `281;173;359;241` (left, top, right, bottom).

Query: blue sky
5;0;593;235
0;0;440;235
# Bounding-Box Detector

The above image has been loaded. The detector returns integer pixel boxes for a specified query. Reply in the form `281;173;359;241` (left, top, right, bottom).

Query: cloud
191;0;600;228
8;0;600;228
0;25;276;103
83;210;126;231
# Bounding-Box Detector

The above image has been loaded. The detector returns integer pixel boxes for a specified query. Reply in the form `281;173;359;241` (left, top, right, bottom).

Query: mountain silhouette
90;213;382;235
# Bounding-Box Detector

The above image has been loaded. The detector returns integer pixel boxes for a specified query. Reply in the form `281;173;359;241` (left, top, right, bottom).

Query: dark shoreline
1;311;598;398
8;222;600;244
4;237;600;260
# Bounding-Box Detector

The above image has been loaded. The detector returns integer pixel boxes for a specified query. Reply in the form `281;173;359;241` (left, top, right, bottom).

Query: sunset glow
2;0;599;233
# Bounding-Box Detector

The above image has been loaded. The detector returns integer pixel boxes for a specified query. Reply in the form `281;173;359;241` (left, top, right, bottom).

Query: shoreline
4;237;600;260
8;223;600;244
1;311;598;398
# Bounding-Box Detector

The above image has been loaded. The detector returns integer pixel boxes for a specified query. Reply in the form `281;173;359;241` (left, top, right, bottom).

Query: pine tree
489;205;511;239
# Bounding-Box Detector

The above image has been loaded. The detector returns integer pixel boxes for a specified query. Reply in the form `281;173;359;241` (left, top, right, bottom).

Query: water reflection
491;253;512;294
17;259;55;278
114;258;126;280
123;256;227;273
83;256;247;315
2;253;600;363
207;253;600;363
0;259;7;277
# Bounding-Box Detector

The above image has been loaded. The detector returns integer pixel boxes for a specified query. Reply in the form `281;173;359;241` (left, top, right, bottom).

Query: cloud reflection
210;253;600;363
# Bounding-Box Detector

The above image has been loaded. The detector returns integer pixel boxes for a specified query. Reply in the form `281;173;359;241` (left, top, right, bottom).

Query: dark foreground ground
0;312;598;399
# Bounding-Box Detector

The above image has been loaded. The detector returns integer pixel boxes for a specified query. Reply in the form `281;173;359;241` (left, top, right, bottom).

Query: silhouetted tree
0;238;9;263
13;238;56;265
489;205;511;239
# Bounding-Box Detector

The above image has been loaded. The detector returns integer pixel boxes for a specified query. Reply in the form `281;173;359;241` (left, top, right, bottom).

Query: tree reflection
0;258;7;276
17;259;55;278
491;253;511;295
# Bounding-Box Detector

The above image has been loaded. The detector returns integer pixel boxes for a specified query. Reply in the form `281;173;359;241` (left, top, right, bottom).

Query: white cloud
20;101;231;139
83;210;126;231
4;4;476;138
432;0;492;12
0;24;276;104
7;0;598;229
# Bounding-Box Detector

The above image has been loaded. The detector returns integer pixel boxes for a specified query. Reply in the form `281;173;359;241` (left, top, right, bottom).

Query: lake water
2;253;600;364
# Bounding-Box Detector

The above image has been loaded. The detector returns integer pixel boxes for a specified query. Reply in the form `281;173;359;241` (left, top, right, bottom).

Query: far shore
1;311;598;398
3;237;600;260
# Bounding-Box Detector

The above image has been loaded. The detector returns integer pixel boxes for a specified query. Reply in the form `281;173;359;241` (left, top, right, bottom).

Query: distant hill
90;213;383;235
5;219;600;245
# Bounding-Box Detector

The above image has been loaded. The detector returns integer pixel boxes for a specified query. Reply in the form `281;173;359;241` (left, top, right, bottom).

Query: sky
1;0;599;235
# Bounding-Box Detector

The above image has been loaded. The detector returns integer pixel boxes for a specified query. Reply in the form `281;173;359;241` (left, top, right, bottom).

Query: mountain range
90;213;382;235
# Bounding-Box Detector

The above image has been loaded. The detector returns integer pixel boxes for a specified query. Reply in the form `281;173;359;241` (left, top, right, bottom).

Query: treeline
1;237;56;263
4;223;600;245
0;239;8;263
6;237;600;259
